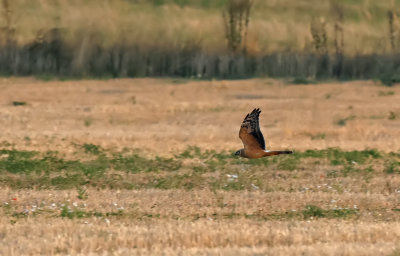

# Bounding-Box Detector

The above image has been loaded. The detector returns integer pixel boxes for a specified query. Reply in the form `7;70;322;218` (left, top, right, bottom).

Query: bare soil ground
1;78;400;255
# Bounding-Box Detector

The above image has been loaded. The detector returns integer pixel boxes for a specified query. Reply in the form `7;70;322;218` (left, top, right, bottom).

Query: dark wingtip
245;108;260;119
251;108;261;115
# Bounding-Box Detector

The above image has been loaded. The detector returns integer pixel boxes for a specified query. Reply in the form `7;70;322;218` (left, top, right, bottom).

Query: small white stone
251;184;259;190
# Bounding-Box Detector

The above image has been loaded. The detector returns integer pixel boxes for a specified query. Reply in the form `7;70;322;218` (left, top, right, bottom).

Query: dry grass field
1;77;400;153
7;0;400;54
1;77;400;255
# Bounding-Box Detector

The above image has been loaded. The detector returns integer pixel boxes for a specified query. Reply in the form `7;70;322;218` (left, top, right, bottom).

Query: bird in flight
235;108;293;158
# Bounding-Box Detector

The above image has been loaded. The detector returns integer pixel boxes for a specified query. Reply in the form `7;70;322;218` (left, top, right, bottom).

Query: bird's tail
263;150;293;157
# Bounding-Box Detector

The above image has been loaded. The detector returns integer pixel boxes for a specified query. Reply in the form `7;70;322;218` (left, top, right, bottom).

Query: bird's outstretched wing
239;108;266;151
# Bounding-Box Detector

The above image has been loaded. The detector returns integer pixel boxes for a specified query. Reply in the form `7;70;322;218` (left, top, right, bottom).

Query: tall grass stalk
222;0;254;53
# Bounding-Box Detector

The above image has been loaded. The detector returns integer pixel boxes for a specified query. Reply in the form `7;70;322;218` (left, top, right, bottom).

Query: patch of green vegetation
60;203;122;219
323;148;381;165
35;74;112;82
340;165;374;177
176;146;203;159
277;157;299;171
12;101;27;106
82;143;102;155
152;173;203;190
389;111;397;120
369;115;385;120
251;205;359;220
296;148;381;165
335;115;356;126
50;174;86;189
170;78;190;84
330;208;359;218
84;118;93;127
302;204;358;219
385;161;400;174
378;91;395;96
344;149;381;163
291;77;317;85
336;118;347;126
35;74;57;81
302;204;325;218
0;149;46;174
238;157;270;167
258;211;299;220
379;73;400;87
112;153;181;173
0;145;397;190
298;149;326;158
0;199;361;221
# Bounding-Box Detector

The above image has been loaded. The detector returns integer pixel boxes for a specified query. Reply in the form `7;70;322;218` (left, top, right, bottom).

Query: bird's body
235;108;293;159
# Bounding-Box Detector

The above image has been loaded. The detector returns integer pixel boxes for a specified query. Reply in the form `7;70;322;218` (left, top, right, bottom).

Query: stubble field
1;77;400;255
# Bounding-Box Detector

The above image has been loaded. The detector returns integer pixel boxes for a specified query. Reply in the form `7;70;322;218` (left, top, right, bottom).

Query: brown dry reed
388;10;400;51
330;0;345;56
310;17;328;55
0;0;14;44
0;1;400;80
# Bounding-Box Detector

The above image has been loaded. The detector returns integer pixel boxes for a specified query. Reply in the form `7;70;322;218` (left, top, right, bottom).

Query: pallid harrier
235;108;293;158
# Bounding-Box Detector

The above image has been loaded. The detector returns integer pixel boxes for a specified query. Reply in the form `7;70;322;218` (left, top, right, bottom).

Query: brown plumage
235;108;293;158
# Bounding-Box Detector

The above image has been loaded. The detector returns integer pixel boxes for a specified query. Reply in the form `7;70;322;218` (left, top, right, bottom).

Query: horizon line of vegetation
0;1;400;83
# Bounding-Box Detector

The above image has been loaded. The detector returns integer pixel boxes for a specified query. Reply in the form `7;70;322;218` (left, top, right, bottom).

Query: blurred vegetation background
2;0;400;81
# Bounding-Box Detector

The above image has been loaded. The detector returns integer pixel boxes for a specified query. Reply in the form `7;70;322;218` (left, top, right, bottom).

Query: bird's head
234;149;244;157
